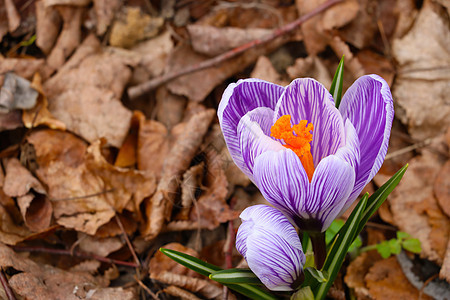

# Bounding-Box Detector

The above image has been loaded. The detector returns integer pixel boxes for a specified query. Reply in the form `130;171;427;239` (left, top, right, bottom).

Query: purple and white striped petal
237;107;285;180
218;79;285;177
274;78;345;166
339;75;394;205
253;149;310;222
307;156;355;231
236;205;305;291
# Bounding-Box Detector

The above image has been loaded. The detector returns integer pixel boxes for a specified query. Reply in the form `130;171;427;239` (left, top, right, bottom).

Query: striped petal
274;78;345;166
218;79;285;177
253;149;310;222
237;107;285;180
236;205;305;291
339;75;394;205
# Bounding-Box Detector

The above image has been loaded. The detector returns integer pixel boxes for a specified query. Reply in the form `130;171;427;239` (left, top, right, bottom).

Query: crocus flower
236;204;306;291
218;75;393;233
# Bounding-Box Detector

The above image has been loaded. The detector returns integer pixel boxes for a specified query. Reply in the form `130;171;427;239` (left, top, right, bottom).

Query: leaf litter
0;0;449;299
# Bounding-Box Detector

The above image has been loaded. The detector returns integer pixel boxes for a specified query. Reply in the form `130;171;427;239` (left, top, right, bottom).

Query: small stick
114;214;141;268
134;275;158;300
0;268;16;300
12;246;139;268
127;0;343;99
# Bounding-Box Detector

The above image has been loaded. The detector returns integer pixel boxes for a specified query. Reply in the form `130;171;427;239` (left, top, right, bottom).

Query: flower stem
309;231;326;270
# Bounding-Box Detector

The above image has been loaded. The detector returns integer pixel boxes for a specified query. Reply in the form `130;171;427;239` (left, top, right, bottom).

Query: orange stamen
270;115;315;181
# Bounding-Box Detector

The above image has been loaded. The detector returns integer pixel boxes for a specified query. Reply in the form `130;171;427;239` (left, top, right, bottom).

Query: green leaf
305;267;328;283
402;238;422;254
325;219;344;244
330;56;345;108
356;164;408;235
210;268;262;285
314;194;368;300
376;241;392;258
396;231;410;240
159;248;278;300
291;286;314;300
388;239;402;255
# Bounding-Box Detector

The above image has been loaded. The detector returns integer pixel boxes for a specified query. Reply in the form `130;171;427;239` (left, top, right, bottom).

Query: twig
0;268;16;300
384;138;433;160
127;0;343;99
134;275;158;300
12;246;139;268
114;214;141;268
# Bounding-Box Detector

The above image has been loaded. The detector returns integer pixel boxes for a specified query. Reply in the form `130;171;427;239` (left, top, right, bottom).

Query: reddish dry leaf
141;109;215;239
441;238;450;282
178;162;205;220
163;286;202;300
77;233;124;257
345;251;381;300
365;256;432;300
155;86;187;130
286;55;331;87
35;1;61;54
157;272;223;299
0;110;22;131
4;0;20;33
251;56;287;86
43;0;91;5
149;242;200;278
187;24;272;57
114;111;141;168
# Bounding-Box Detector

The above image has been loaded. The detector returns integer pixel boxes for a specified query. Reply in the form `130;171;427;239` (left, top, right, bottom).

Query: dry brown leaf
345;251;381;300
356;50;395;87
149;242;199;278
329;36;364;78
109;7;164;48
286;55;332;88
27;130;155;235
155;86;186;130
3;158;52;232
251;56;287;86
23;73;66;130
178;162;205;220
387;149;449;264
0;1;8;41
77;232;124;257
45;6;84;73
43;35;133;147
130;31;174;84
114;111;140;168
365;256;432;300
435;160;450;218
0;57;44;80
163;286;202;300
393;0;450;140
4;0;20;33
0;242;135;300
188;24;272;57
94;0;121;35
0;110;22;130
157;272;223;299
441;238;450;282
141;109;215;239
166;32;292;102
44;0;91;6
35;1;61;54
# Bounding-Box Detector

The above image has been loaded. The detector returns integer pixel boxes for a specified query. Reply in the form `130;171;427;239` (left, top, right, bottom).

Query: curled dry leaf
163;286;202;300
141;109;215;239
188;24;272;57
365;256;433;300
77;232;124;257
157;272;223;299
0;242;135;299
393;0;450;140
0;57;45;80
3;158;52;232
44;35;133;147
35;1;61;54
178;162;205;220
27;130;155;235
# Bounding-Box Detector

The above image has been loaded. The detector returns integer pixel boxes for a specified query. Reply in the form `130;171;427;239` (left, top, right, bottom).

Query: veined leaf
330;56;345;108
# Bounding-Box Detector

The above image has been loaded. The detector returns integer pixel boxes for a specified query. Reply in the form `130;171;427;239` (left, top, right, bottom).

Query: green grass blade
210;268;262;285
314;195;368;300
160;248;278;300
329;56;345;108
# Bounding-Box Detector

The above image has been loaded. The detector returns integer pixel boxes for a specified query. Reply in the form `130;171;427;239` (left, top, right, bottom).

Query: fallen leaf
77;232;124;257
392;0;450;140
286;55;332;88
0;242;135;299
177;162;205;220
35;1;61;54
155;86;187;130
441;238;450;282
4;0;20;33
141;109;215;239
43;0;91;6
345;251;381;300
163;286;202;300
251;55;287;86
94;0;121;35
149;242;200;278
109;7;164;48
365;256;432;300
188;24;272;57
435;160;450;218
0;57;45;80
0;73;38;113
0;110;22;131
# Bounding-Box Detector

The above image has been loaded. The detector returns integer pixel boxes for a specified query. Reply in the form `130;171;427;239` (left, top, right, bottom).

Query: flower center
270;115;315;181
